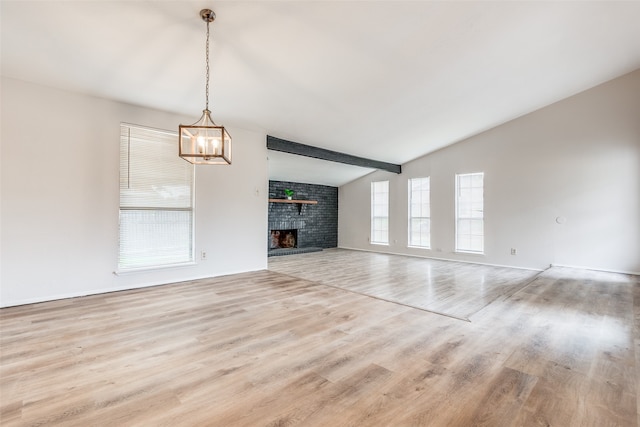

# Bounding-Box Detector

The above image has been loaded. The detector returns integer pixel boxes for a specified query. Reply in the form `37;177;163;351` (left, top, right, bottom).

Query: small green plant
284;189;294;199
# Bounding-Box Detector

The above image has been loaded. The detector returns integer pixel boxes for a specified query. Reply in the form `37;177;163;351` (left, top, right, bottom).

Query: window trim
114;259;196;276
118;123;196;272
407;176;431;249
370;180;389;245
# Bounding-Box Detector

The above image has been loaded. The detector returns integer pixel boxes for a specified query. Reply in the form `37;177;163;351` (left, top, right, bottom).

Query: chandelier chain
205;19;210;111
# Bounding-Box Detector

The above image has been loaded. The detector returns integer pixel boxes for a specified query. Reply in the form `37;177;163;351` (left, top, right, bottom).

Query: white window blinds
119;124;195;270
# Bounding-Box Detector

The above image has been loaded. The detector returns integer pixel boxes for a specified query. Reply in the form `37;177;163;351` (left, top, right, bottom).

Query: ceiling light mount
179;8;231;165
200;9;216;23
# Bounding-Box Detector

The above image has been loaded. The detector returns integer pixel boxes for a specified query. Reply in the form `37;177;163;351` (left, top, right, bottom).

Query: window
119;124;195;270
408;177;430;248
455;172;484;253
371;180;389;244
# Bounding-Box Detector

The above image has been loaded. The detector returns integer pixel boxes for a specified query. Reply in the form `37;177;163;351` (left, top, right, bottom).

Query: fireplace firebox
270;229;297;249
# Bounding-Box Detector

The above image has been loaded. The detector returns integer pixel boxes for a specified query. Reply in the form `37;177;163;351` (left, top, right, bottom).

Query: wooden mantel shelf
269;198;318;215
269;199;318;205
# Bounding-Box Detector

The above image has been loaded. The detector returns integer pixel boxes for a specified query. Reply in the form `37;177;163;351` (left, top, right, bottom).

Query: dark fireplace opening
270;229;297;249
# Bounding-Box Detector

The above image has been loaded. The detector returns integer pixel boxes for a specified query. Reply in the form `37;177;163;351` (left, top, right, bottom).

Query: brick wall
269;180;338;249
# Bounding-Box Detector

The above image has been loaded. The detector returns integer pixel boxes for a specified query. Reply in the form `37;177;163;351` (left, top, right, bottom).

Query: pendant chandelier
179;9;231;165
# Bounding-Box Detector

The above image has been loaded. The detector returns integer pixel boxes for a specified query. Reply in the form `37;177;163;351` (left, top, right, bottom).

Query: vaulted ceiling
3;1;640;186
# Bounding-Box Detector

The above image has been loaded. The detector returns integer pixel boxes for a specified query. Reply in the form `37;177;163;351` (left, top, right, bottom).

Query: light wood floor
269;249;541;320
1;251;638;426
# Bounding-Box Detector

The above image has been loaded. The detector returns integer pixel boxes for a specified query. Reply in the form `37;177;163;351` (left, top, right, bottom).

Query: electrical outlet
201;251;207;260
510;248;517;255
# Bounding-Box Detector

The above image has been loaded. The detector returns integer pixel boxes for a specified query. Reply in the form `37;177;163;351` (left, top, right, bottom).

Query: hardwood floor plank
1;252;637;426
455;366;538;426
269;249;540;319
632;274;640;427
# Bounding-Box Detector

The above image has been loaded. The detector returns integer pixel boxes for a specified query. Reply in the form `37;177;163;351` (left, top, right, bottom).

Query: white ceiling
267;150;375;187
3;1;640;186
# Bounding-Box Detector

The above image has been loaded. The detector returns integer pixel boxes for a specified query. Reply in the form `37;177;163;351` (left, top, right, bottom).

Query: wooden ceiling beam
267;135;401;174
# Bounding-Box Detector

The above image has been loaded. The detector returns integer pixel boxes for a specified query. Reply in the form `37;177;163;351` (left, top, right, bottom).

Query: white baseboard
337;246;544;272
550;263;639;276
0;267;267;309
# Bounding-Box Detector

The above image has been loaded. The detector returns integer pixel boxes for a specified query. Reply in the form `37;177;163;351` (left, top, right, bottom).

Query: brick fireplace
268;180;338;256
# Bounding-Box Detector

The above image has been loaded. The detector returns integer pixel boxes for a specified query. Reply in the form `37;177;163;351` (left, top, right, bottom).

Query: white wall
1;78;268;307
339;70;640;274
